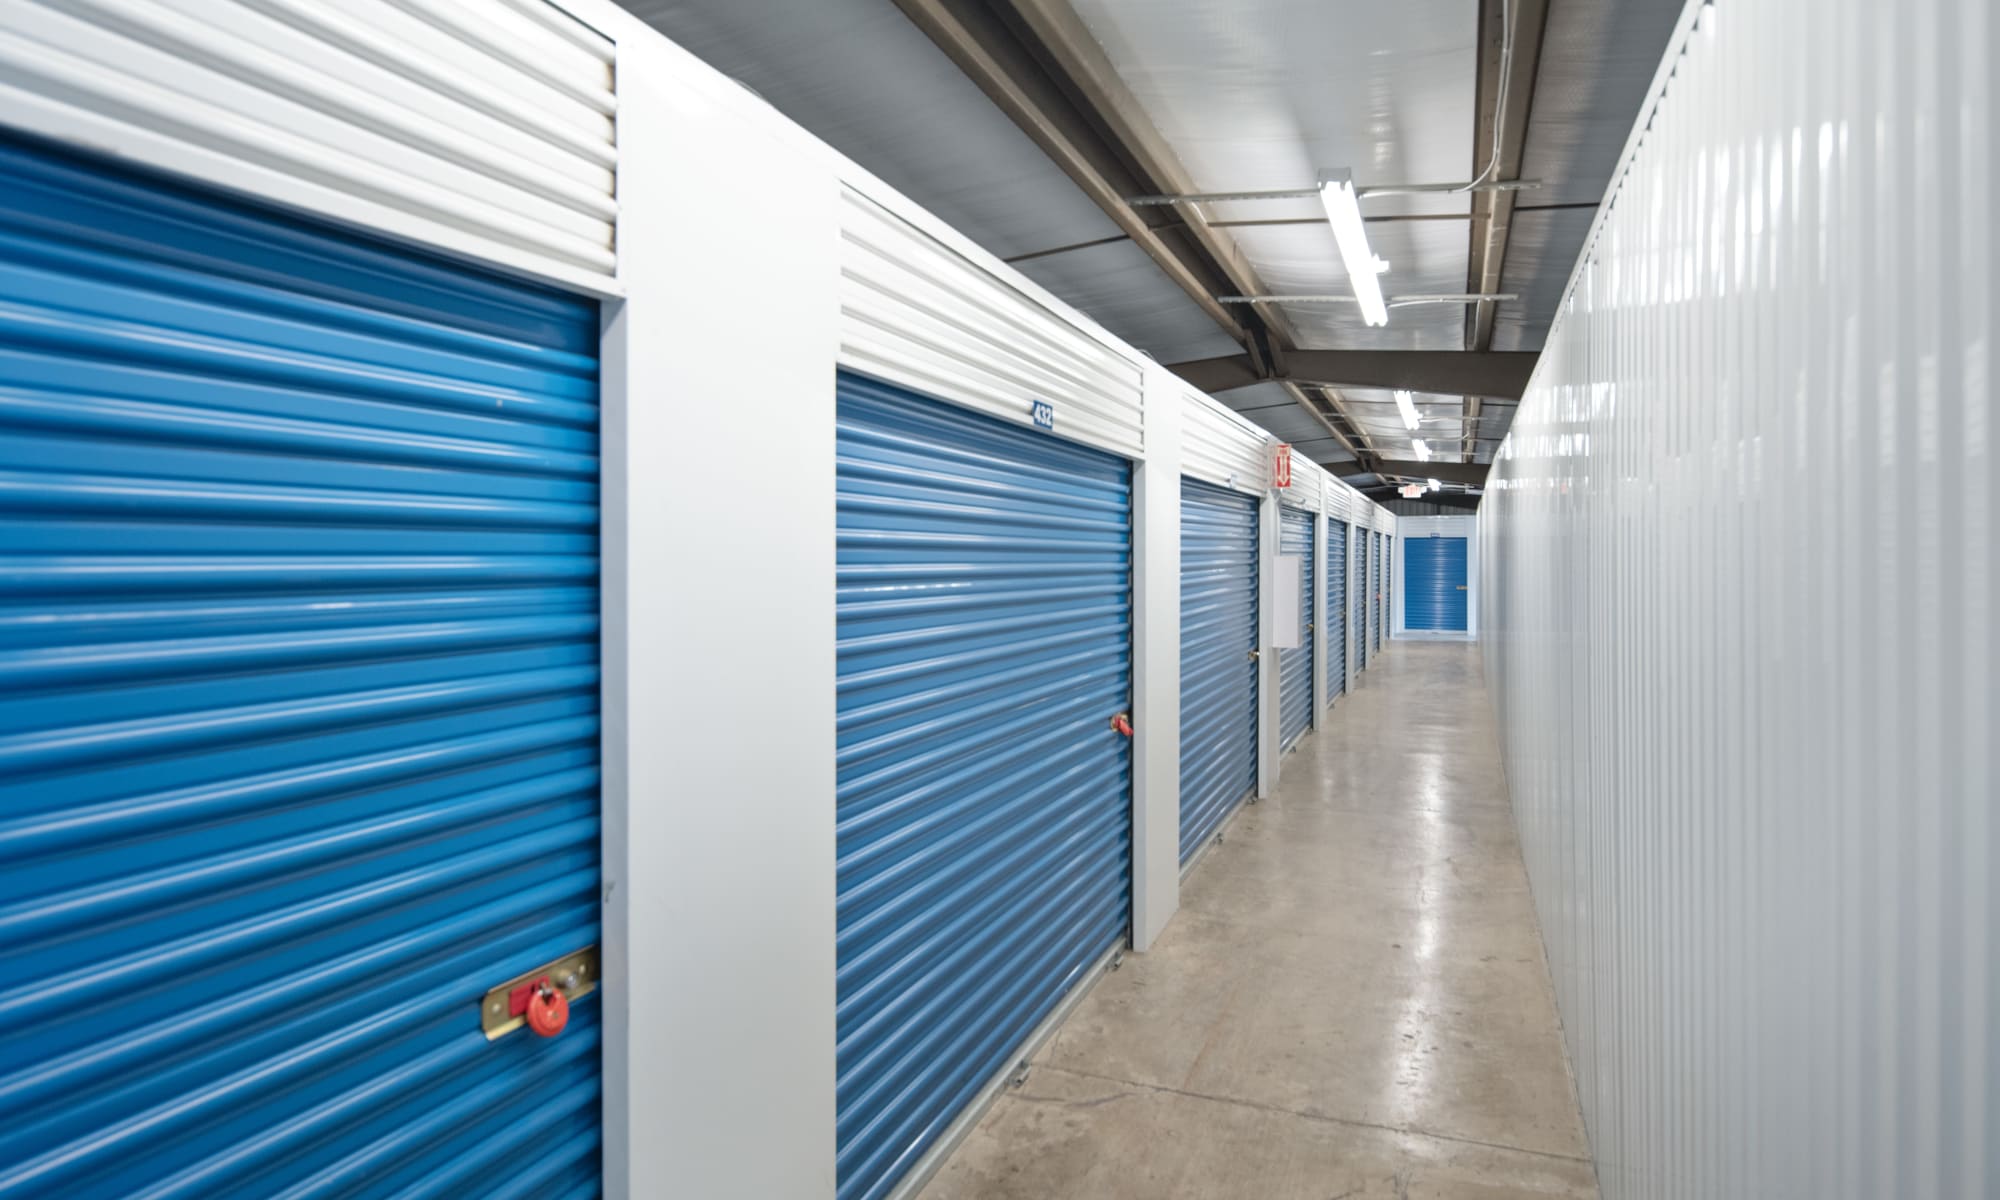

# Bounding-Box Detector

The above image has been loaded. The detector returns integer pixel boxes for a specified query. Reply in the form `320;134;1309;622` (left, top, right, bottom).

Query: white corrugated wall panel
1481;0;1996;1197
1181;389;1270;493
839;187;1146;459
1281;451;1321;511
0;0;617;292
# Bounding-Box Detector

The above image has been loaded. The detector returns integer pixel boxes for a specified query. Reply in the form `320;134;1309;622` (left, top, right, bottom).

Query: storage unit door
835;372;1134;1200
0;134;602;1197
1404;536;1470;631
1277;506;1315;750
1354;534;1368;671
1326;521;1347;699
1373;533;1385;650
1177;478;1258;864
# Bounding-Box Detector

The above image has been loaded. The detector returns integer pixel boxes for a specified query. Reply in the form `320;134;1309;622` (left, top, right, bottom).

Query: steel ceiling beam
1372;459;1491;487
1361;490;1484;512
1463;0;1552;461
891;0;1380;469
1166;350;1539;400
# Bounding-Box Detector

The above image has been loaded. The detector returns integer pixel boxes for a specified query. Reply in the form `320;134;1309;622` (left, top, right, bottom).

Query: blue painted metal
1354;531;1368;672
0;134;601;1197
1177;478;1257;864
1277;506;1315;750
1374;533;1386;650
1325;521;1347;699
835;372;1132;1200
1403;536;1469;631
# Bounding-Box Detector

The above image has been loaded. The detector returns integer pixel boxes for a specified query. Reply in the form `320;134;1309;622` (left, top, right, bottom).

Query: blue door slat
1354;530;1368;671
836;372;1132;1200
1404;536;1470;631
1277;506;1314;750
1177;478;1257;863
1326;521;1346;698
1374;533;1386;651
0;134;600;1197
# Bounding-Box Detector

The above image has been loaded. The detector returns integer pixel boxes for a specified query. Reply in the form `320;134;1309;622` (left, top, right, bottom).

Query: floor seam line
1033;1062;1596;1166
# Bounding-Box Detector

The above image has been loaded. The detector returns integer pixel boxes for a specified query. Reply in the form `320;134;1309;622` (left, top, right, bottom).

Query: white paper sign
1269;553;1302;649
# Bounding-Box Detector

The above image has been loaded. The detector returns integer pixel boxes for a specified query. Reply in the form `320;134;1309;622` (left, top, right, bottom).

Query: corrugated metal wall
834;372;1132;1200
0;131;603;1197
1325;520;1346;699
1480;0;1997;1196
1177;478;1258;864
1403;536;1467;632
1276;506;1314;750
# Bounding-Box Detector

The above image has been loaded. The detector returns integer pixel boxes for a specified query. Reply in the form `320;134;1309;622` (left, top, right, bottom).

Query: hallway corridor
921;643;1596;1199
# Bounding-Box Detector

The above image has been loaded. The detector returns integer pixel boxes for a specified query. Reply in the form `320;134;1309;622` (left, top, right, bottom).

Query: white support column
1129;366;1181;951
601;34;841;1200
1255;491;1280;796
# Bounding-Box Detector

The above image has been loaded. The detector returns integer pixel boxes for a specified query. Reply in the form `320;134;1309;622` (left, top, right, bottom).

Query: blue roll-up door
1326;521;1347;700
1374;533;1386;651
1277;506;1315;750
1178;478;1257;864
1405;536;1470;631
835;372;1133;1200
0;135;602;1196
1354;530;1368;672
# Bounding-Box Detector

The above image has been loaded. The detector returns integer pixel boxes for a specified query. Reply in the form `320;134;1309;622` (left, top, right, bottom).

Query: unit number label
1030;400;1055;430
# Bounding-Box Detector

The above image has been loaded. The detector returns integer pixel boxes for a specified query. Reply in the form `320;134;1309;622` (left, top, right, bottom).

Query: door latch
482;945;599;1041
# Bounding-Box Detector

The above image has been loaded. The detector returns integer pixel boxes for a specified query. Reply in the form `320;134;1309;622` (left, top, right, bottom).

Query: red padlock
1110;712;1133;738
525;977;569;1038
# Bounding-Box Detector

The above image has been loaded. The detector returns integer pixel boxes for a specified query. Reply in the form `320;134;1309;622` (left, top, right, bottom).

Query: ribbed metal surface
1371;532;1384;652
1276;506;1314;750
1353;525;1367;672
835;372;1132;1200
0;0;618;292
1402;536;1467;632
1325;520;1346;699
0;133;602;1197
1180;389;1269;494
839;188;1146;459
1482;0;1997;1195
1177;477;1258;864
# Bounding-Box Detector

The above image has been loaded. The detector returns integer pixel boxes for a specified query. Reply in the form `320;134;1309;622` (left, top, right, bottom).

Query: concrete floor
920;641;1596;1200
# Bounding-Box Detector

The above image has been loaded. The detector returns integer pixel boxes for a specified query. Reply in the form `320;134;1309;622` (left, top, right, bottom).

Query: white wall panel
0;0;619;293
839;186;1146;458
1181;387;1270;493
1287;449;1322;511
1481;1;1996;1196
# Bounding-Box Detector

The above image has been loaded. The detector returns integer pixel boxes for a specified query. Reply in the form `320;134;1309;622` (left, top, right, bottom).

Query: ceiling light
1394;389;1420;431
1318;169;1390;326
1427;478;1441;493
1413;438;1431;462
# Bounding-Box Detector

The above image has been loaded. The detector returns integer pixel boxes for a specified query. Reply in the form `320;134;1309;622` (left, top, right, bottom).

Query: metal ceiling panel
1012;239;1245;365
1491;206;1597;351
1238;220;1476;350
616;0;1119;260
1335;384;1472;459
1515;0;1686;207
1208;382;1323;445
1066;0;1478;350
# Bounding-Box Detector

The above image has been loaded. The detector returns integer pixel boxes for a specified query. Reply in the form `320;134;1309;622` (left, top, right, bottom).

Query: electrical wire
1457;0;1515;193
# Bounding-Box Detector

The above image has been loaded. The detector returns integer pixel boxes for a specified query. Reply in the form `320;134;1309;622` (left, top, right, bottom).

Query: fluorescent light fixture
1318;169;1390;326
1412;438;1431;462
1427;478;1441;492
1394;389;1420;431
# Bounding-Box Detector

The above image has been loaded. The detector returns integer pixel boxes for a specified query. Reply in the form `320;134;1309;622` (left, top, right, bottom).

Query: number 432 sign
1030;400;1055;430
